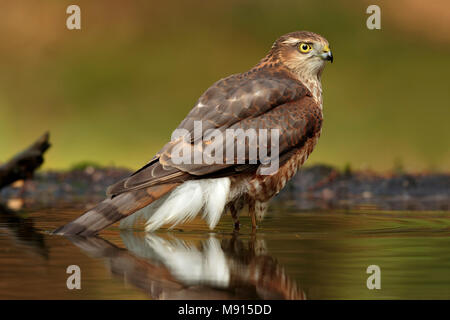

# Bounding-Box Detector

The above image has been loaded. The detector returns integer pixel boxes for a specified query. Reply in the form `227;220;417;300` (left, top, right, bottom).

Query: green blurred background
0;0;448;172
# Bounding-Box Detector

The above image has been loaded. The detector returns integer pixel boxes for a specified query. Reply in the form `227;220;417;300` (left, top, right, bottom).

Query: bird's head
268;31;332;80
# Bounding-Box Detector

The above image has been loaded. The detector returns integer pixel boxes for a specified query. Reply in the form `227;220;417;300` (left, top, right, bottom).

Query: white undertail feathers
119;178;231;231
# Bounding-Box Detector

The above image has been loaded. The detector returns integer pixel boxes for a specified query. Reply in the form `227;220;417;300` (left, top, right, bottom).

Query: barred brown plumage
54;31;332;236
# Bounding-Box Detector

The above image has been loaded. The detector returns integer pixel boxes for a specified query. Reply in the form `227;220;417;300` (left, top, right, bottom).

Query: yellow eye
299;43;312;53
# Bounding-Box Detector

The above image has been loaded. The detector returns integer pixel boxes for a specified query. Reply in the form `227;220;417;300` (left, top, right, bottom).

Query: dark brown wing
107;68;316;197
159;95;322;175
174;70;309;137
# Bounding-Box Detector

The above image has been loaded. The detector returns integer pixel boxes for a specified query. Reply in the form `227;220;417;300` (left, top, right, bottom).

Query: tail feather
53;183;179;236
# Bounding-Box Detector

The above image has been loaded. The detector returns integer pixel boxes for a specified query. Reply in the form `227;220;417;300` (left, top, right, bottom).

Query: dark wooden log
0;132;50;190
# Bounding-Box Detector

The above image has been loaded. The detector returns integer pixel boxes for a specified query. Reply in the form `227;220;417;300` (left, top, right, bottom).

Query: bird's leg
230;203;240;231
248;200;257;232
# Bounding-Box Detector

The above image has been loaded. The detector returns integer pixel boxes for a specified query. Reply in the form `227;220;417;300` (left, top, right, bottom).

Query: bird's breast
248;133;321;202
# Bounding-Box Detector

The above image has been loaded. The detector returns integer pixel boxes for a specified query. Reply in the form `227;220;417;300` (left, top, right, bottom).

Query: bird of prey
54;31;333;236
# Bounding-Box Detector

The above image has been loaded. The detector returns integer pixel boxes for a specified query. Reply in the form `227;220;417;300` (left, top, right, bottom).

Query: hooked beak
321;45;333;63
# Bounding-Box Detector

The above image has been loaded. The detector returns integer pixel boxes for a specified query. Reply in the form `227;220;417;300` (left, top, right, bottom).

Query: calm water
0;206;449;299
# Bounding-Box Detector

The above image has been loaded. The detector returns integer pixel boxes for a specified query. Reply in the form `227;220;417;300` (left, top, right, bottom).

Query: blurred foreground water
0;205;449;299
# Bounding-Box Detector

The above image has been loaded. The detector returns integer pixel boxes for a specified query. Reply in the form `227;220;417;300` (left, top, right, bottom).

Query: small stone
84;166;95;175
7;198;24;211
321;188;335;200
362;191;372;199
11;180;24;188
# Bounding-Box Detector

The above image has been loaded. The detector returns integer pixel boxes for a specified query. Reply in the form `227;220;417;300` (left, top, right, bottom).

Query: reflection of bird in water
68;233;305;300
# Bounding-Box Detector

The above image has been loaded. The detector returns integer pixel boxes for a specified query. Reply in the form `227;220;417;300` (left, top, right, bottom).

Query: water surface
0;206;449;299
